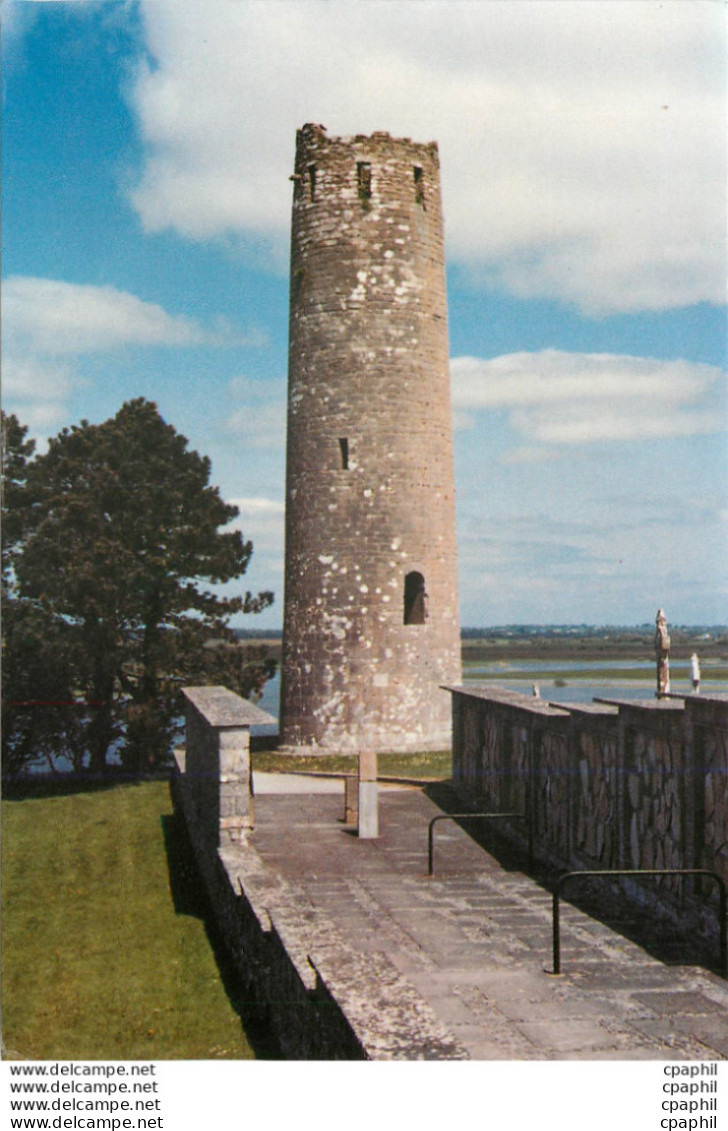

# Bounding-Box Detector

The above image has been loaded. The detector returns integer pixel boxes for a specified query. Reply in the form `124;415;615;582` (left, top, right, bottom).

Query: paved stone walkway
250;776;728;1060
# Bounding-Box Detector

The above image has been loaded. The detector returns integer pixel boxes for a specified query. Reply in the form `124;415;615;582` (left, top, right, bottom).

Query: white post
357;750;378;838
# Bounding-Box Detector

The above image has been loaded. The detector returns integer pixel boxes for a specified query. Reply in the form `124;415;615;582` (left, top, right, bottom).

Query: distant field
461;641;728;664
462;659;728;683
2;782;270;1060
238;630;728;667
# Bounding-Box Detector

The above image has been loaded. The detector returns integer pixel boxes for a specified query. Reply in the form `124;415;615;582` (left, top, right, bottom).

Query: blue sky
2;0;726;629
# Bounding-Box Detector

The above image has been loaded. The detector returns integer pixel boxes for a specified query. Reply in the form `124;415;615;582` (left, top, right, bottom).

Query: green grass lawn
253;749;452;780
2;780;264;1060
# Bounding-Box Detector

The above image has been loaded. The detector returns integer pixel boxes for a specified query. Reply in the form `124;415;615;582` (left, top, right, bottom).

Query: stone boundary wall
172;690;468;1060
449;687;728;931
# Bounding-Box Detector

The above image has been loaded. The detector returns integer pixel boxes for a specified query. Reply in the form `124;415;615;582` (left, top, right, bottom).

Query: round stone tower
280;124;461;752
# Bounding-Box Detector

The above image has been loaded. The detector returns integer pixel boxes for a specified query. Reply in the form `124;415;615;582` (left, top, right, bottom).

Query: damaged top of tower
296;122;439;154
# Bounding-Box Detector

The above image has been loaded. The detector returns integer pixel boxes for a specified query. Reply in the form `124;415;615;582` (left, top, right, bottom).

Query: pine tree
3;400;274;776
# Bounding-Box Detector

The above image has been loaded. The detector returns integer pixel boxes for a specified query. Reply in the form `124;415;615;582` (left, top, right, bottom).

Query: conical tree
7;399;274;774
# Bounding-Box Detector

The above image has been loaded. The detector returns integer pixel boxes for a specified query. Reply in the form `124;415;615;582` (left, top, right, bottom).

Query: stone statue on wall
654;608;671;698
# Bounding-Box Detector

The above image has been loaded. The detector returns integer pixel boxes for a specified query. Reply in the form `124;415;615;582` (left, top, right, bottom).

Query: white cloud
499;445;562;467
224;403;287;449
226;495;285;556
3;276;205;356
452;351;720;409
228;496;285;518
2;1;41;68
2;276;257;434
127;0;726;313
2;354;79;402
2;363;78;435
455;482;728;626
224;376;287;449
451;350;726;452
512;404;721;447
1;355;84;437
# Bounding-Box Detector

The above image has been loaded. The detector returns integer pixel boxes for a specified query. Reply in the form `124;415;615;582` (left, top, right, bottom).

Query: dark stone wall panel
450;687;728;932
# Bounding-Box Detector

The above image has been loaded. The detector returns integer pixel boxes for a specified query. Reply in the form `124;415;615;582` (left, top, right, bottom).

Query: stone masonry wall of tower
280;125;461;752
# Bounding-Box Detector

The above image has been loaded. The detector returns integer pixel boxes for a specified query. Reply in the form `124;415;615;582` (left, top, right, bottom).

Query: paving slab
247;781;728;1060
633;991;726;1015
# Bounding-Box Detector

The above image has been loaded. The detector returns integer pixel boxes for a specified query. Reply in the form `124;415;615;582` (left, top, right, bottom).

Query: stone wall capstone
182;686;275;849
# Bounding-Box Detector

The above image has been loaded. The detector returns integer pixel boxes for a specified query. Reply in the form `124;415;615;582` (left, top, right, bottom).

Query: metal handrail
551;869;727;978
427;812;532;876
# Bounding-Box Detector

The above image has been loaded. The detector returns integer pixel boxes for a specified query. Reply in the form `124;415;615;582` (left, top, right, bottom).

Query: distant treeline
463;625;728;639
234;625;727;665
235;625;728;642
459;627;728;663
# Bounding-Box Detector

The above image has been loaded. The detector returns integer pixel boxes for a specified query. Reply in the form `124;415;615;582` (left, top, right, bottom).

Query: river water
19;660;724;772
256;659;725;726
459;659;700;706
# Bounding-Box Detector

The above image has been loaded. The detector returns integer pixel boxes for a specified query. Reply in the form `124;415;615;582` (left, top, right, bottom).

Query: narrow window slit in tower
308;164;317;202
413;166;425;207
404;571;427;625
338;437;349;470
357;162;372;202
